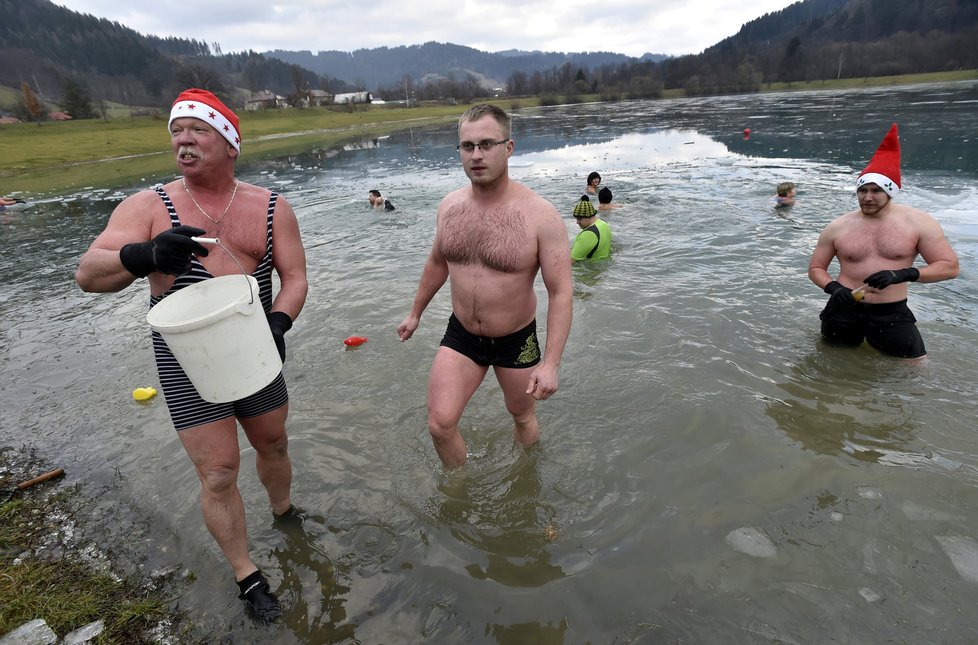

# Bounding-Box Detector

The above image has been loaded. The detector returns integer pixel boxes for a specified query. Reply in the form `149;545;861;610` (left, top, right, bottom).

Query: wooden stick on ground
16;468;66;491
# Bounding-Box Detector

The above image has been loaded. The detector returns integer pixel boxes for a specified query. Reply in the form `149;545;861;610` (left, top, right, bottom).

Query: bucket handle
192;237;256;305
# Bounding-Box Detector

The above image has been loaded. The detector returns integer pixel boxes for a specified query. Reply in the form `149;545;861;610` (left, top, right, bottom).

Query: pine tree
60;78;95;119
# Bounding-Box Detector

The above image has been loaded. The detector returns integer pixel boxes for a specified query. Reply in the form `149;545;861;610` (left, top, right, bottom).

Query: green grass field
760;69;978;92
2;70;974;198
657;69;977;99
0;100;538;196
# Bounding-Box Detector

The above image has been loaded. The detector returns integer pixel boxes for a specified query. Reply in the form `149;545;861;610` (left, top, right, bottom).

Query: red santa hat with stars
855;123;900;197
168;88;241;152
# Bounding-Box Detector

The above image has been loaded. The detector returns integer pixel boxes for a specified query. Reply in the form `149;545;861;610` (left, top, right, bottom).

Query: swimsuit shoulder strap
585;223;601;259
154;186;181;226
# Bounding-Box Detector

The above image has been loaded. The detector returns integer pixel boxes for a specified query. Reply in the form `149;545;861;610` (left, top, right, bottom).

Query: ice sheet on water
936;534;978;584
856;486;884;499
903;500;961;523
725;526;777;558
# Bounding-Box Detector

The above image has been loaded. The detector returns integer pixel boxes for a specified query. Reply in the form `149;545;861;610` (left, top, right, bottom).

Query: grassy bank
760;68;978;93
656;69;977;99
0;446;195;643
0;99;538;196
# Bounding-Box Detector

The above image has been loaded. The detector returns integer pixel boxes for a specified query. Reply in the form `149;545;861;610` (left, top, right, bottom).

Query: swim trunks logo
517;334;540;365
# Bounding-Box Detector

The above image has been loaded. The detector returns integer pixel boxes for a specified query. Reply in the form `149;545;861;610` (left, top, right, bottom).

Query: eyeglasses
457;139;510;153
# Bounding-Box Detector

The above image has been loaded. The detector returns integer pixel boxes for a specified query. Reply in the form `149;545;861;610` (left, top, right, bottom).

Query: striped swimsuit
149;186;289;431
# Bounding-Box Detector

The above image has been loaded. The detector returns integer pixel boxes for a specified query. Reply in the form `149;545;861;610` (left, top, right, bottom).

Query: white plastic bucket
146;275;282;403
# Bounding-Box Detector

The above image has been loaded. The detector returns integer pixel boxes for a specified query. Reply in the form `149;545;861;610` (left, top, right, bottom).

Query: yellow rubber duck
132;387;158;401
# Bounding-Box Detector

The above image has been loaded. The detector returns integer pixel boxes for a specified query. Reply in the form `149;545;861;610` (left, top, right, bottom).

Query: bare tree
18;81;45;123
290;64;305;106
175;64;226;95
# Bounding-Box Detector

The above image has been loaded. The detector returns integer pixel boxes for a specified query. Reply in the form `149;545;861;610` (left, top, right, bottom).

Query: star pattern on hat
168;90;241;151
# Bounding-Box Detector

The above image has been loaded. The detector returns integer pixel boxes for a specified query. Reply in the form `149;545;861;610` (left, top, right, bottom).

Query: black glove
119;225;208;277
267;312;293;362
863;267;919;290
824;280;856;306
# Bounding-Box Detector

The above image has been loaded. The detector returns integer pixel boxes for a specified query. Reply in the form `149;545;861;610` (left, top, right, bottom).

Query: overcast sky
60;0;796;58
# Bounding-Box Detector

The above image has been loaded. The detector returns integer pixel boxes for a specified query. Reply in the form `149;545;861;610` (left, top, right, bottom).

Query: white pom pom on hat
856;123;900;197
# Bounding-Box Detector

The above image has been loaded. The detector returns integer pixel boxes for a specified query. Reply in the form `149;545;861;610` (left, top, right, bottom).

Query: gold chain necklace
182;178;239;224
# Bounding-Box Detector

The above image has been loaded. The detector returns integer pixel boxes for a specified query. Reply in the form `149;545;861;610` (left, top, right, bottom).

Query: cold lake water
2;81;977;643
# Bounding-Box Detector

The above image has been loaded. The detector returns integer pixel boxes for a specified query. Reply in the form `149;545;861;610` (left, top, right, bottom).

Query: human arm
807;222;860;305
397;240;449;341
527;208;573;400
75;191;206;292
269;196;308;321
901;214;959;284
267;196;308;361
862;267;919;290
807;223;842;291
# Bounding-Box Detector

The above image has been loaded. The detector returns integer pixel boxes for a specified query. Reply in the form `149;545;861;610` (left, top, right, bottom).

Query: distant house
48;111;73;120
333;91;372;105
245;90;288;111
304;89;332;107
0;116;22;124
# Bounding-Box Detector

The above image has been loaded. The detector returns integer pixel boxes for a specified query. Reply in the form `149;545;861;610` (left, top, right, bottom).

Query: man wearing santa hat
807;123;959;358
76;88;308;623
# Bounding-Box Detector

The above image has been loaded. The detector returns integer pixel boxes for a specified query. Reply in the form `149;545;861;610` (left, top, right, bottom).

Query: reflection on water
766;348;917;463
436;450;563;587
571;259;613;301
3;81;978;643
268;510;354;642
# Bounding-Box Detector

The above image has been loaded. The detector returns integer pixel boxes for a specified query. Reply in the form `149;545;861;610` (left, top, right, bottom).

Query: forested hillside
265;42;659;89
656;0;978;95
1;0;976;118
0;0;348;110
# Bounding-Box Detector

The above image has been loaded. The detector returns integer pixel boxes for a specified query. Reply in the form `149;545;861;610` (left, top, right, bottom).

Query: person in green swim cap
570;196;612;261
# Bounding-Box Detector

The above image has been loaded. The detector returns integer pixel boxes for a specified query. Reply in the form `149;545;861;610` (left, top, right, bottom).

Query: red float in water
343;336;368;347
743;128;751;136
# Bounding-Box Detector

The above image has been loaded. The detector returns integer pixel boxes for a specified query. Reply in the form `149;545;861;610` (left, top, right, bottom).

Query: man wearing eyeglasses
397;103;573;468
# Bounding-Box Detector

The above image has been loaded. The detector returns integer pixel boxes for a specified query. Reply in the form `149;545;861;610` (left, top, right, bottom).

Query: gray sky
59;0;796;58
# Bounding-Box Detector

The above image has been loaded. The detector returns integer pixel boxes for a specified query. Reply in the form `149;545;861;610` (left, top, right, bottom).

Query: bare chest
836;219;919;264
439;205;533;273
169;198;269;271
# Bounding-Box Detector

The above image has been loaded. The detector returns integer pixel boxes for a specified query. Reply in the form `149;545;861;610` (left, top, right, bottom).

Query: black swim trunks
819;298;926;358
440;313;541;368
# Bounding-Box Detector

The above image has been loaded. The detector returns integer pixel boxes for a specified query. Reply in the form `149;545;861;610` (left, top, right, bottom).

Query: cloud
60;0;794;58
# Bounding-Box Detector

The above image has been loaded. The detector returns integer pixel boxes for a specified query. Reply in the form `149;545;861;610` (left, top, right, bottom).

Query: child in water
773;181;796;207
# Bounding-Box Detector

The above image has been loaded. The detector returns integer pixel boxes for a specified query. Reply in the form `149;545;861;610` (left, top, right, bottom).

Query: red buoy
343;336;368;347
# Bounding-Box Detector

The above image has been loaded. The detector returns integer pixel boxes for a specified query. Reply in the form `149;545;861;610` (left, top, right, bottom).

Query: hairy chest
170;204;269;270
439;204;532;273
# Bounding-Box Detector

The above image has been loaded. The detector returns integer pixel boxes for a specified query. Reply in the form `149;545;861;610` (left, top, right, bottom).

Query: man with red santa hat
808;123;959;358
76;88;308;623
